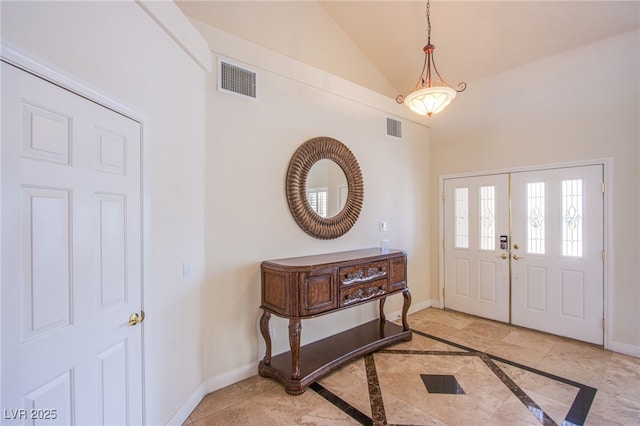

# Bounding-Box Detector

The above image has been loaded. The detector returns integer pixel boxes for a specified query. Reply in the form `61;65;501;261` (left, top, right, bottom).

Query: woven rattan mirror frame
286;137;364;239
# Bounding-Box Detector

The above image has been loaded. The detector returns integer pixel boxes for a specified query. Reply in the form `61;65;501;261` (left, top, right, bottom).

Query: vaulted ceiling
176;1;640;100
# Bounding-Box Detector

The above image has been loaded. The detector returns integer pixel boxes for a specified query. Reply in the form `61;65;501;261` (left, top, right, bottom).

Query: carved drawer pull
343;285;386;306
342;266;387;285
343;270;365;284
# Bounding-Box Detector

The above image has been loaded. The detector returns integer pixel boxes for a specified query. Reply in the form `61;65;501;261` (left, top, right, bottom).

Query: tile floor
183;308;640;425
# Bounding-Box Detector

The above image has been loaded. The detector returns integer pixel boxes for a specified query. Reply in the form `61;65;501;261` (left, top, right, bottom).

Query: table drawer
339;278;387;307
339;261;387;287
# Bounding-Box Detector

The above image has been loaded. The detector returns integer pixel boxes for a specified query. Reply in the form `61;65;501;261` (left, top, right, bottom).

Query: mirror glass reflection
306;159;348;218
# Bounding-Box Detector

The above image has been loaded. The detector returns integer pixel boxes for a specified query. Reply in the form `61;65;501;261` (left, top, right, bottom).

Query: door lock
500;235;508;250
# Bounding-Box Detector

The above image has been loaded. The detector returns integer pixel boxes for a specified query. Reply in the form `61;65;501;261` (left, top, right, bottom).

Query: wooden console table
258;248;412;395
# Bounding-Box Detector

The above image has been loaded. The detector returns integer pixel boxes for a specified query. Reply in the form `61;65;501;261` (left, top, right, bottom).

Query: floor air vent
218;59;257;99
386;117;403;139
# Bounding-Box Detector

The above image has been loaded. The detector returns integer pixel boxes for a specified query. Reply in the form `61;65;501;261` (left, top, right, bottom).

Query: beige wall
1;1;208;424
192;18;432;383
430;29;640;355
5;2;636;424
1;2;432;423
176;0;399;99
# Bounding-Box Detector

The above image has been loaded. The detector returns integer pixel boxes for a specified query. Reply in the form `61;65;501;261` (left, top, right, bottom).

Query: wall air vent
218;59;257;100
386;117;403;139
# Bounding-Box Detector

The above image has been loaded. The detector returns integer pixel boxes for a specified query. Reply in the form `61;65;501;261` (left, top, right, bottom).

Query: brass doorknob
128;311;145;326
498;253;508;259
513;254;521;260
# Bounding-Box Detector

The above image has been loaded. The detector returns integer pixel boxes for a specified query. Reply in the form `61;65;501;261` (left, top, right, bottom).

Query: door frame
1;44;151;422
439;159;612;349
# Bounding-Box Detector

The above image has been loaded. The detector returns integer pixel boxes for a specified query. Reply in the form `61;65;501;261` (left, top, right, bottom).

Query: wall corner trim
135;0;212;72
606;340;640;358
166;363;257;425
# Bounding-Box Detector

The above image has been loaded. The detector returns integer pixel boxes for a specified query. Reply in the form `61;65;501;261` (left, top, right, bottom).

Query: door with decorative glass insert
510;165;603;344
443;174;510;322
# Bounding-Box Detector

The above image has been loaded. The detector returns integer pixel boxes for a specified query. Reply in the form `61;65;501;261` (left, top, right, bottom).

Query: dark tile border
308;382;372;426
364;354;387;425
311;328;597;426
401;329;597;425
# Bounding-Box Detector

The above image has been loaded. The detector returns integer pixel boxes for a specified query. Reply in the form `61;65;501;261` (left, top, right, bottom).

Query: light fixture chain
426;1;432;43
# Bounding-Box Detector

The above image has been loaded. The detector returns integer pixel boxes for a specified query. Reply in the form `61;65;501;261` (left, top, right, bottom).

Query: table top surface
262;248;405;268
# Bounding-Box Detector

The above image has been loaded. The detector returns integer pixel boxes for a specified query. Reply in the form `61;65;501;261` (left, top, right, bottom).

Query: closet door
2;62;144;424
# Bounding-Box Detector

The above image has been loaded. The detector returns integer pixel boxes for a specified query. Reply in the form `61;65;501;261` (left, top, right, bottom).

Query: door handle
497;253;508;259
513;254;524;260
128;310;145;326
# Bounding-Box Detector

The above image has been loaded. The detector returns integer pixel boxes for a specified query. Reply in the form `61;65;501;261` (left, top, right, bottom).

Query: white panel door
511;165;604;344
1;62;144;424
443;174;510;322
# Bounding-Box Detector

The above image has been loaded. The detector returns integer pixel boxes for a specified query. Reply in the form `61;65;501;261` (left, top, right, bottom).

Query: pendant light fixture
396;0;466;117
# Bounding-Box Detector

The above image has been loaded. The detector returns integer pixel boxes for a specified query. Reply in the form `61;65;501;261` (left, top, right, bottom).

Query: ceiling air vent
386;117;403;139
218;59;257;100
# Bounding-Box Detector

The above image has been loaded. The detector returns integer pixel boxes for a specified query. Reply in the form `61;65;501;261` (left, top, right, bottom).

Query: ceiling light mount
396;0;466;117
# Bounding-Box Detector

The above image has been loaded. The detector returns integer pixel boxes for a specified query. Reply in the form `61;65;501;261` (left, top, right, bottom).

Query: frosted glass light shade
403;86;457;117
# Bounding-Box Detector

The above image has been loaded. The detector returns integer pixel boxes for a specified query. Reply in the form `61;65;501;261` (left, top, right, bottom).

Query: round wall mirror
286;137;363;239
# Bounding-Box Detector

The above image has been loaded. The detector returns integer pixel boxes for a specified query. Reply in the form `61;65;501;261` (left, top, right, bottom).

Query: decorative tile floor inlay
313;328;597;426
420;374;466;395
185;309;640;426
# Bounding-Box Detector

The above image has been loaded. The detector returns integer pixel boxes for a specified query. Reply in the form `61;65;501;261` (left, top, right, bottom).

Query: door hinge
602;250;605;261
602;319;605;330
601;182;605;193
442;240;445;249
441;192;445;200
442;288;446;298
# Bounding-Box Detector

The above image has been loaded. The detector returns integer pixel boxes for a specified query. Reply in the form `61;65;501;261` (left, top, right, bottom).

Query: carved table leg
379;297;386;323
289;318;302;380
259;310;272;366
401;288;412;331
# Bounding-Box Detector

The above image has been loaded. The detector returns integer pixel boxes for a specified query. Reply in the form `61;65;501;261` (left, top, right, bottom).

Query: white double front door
1;62;144;424
443;165;604;344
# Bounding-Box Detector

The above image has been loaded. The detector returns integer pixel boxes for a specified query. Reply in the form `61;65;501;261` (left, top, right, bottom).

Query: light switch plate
183;261;192;279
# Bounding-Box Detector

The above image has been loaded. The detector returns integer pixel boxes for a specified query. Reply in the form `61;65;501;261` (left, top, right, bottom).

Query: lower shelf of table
258;319;411;395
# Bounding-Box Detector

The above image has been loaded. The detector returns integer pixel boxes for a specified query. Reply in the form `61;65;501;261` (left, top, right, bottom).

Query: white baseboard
607;339;640;358
386;298;436;321
165;301;440;425
424;298;442;309
166;363;257;426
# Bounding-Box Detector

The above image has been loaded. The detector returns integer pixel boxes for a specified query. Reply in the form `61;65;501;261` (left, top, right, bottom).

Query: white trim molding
607;340;640;358
166;363;257;426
